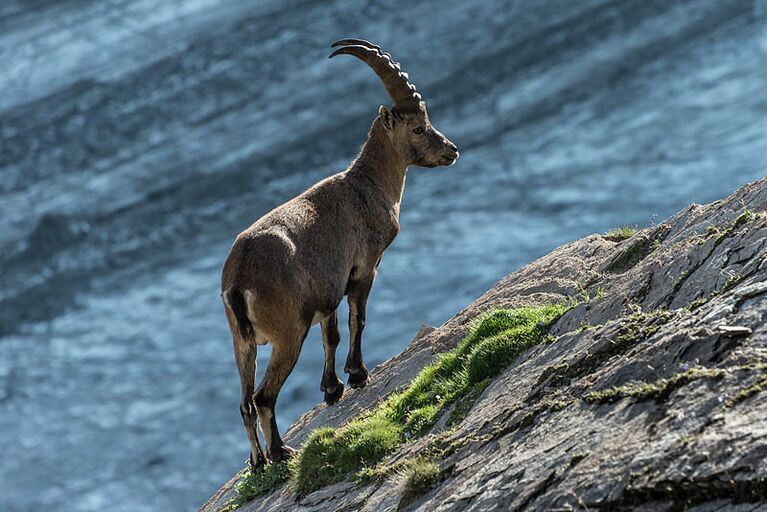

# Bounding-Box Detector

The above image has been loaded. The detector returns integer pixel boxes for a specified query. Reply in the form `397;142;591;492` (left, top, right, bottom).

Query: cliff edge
202;178;767;511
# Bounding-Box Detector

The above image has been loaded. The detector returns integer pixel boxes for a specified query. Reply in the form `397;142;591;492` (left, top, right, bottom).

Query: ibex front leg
345;272;375;388
320;310;344;404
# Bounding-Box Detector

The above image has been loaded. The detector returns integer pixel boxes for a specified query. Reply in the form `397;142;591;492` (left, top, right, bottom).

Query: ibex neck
349;120;408;208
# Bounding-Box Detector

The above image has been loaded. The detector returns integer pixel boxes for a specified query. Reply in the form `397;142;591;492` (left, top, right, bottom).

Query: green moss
576;322;599;333
604;225;639;242
687;297;710;311
569;451;590;467
539;309;676;388
606;238;652;272
243;303;570;500
220;463;290;511
398;458;441;502
490;397;573;440
448;379;490;426
672;269;692;295
729;374;767;405
355;457;405;484
574;283;607;305
537;362;570;386
466;326;541;383
605;225;670;272
616;309;677;343
356;428;475;486
686;271;748;312
288;416;402;495
732;209;758;229
387;303;568;436
722;274;743;292
420;427;486;462
584;367;725;403
544;398;573;411
712;209;760;247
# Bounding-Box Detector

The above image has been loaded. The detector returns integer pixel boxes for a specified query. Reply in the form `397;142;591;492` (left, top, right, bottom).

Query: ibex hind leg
254;326;307;462
227;320;267;470
224;293;268;470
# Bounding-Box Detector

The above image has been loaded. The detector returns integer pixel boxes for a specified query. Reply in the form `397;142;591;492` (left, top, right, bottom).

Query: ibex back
221;39;459;469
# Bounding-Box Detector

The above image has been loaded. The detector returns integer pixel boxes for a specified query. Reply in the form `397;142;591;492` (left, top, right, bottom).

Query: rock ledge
202;178;767;512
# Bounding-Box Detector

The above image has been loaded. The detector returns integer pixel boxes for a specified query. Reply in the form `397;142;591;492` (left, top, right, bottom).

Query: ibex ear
379;106;393;131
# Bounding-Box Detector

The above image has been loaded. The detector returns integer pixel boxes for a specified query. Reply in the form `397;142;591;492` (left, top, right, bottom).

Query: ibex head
330;39;459;168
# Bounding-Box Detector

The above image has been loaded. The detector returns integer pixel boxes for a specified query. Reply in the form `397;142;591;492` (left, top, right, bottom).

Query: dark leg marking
345;272;375;389
320;310;344;405
231;333;267;471
254;329;306;462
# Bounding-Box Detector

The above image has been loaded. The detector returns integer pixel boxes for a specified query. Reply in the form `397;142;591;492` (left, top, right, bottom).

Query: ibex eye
413;127;424;134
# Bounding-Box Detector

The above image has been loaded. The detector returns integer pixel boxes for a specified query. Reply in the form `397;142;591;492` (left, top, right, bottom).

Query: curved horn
329;39;421;112
331;38;381;50
331;38;394;65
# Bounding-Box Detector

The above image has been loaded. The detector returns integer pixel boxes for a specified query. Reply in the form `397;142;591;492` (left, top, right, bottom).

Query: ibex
221;39;459;468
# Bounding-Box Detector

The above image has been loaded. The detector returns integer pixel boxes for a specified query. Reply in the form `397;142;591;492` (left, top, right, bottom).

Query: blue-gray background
1;0;765;510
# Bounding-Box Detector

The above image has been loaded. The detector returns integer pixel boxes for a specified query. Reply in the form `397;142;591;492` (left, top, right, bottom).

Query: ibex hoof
247;454;266;473
347;366;369;389
270;444;297;463
324;382;345;405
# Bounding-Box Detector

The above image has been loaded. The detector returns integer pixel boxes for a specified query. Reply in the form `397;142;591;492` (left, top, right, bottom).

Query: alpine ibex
221;39;459;468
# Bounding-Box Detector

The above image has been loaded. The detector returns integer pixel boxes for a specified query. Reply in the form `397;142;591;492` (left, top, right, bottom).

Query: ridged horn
329;39;422;112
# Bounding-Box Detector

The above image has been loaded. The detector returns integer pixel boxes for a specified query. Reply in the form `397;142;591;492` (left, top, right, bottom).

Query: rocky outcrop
202;178;767;511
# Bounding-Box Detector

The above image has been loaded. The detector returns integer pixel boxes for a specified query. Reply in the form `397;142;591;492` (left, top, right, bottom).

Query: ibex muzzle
221;39;458;469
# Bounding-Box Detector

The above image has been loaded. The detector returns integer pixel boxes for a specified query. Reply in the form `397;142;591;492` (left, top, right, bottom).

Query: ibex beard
221;39;459;470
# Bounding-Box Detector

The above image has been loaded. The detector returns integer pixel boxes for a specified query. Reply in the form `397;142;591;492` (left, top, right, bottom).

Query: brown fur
222;101;457;466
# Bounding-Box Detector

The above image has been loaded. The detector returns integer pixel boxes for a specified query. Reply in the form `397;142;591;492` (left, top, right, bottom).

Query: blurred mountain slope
0;0;765;510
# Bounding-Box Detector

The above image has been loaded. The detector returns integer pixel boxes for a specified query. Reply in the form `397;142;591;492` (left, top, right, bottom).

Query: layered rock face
202;179;767;511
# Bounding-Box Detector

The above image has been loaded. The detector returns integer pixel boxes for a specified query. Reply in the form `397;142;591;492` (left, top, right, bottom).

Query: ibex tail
223;288;255;342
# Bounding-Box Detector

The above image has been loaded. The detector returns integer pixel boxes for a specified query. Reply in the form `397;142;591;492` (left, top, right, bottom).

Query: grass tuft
220;462;290;511
732;209;758;229
605;233;660;272
398;458;442;502
288;416;402;495
604;225;639;242
467;326;541;383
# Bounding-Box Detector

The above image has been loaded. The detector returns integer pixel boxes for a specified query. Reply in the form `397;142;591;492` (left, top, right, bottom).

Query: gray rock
202;179;767;511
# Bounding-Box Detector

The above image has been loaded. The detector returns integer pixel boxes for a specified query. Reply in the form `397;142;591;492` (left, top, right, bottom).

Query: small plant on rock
604;225;639;242
398;458;442;502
